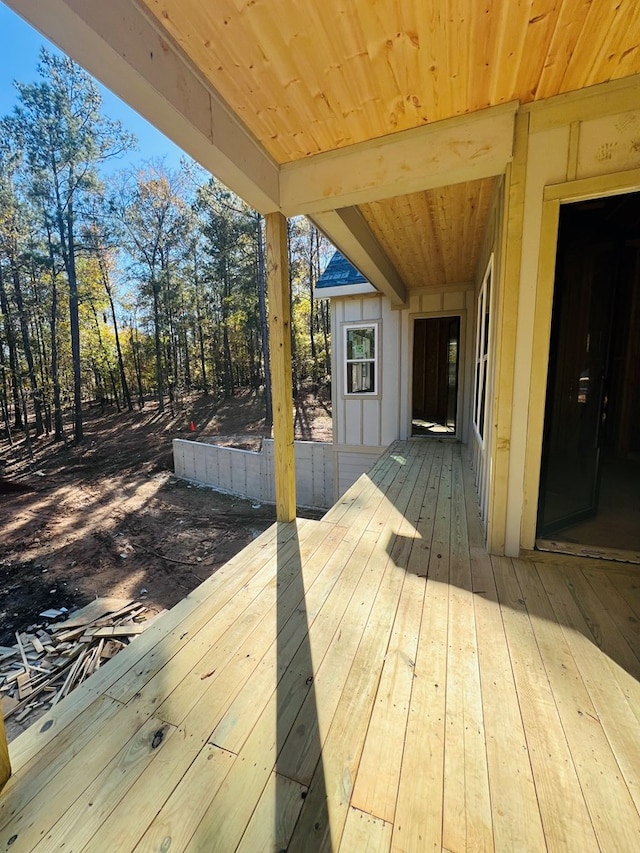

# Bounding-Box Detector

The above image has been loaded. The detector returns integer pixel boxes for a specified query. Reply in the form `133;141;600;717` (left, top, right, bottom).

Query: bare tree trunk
53;182;83;442
43;227;65;442
130;323;145;409
88;296;121;412
0;343;13;445
151;278;165;413
221;261;234;399
0;264;24;431
196;304;208;394
183;312;192;391
98;250;132;413
10;259;44;436
31;295;52;435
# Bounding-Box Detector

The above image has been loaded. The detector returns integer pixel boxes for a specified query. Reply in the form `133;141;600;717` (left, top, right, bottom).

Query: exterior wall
495;81;640;555
173;438;333;510
469;177;505;531
331;284;475;500
332;294;403;448
330;294;401;496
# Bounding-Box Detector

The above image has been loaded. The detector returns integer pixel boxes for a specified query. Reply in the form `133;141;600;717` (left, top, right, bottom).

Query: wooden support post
0;711;10;792
487;111;529;555
266;212;296;521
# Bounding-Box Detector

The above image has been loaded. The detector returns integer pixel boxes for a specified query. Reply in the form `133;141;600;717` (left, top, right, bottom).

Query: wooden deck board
3;441;640;852
463;460;546;853
492;554;601;851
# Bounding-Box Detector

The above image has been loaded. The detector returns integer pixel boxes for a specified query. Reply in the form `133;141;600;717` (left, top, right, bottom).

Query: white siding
333;293;403;450
173;439;334;510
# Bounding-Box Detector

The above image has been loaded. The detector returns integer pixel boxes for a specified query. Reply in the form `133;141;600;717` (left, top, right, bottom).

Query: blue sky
0;3;187;175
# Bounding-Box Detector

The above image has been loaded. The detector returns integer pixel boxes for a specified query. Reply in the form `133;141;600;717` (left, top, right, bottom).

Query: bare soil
0;388;331;735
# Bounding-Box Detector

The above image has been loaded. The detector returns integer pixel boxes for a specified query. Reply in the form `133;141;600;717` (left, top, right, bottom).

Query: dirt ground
0;388;331;736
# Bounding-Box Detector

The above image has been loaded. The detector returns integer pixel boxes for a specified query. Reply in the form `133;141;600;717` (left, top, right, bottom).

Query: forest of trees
0;49;332;447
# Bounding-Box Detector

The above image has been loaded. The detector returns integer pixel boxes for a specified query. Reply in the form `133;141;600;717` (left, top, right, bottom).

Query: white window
344;324;378;395
473;257;493;442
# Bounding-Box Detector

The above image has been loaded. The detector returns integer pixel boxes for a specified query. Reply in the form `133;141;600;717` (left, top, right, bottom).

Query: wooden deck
2;440;640;852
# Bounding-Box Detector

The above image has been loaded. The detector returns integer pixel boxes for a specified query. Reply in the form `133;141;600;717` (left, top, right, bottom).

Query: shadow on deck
1;440;640;851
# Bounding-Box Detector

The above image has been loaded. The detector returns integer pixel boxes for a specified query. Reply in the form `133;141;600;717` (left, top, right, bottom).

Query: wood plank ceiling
138;0;640;290
360;179;495;290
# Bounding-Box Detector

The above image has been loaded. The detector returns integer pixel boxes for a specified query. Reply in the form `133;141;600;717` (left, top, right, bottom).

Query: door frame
408;308;467;442
521;167;640;548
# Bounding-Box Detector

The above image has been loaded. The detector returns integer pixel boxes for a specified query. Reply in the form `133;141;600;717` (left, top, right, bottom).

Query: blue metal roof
316;250;368;289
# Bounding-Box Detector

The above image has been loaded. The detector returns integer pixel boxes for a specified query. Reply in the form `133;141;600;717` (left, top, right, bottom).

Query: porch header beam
5;0;280;214
281;102;519;215
312;208;407;307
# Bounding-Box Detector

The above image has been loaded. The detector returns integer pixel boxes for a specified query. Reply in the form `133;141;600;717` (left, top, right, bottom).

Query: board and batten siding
331;294;400;495
173;438;333;510
496;80;640;555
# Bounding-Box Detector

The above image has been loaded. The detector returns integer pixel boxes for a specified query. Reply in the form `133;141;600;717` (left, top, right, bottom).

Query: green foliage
0;52;332;442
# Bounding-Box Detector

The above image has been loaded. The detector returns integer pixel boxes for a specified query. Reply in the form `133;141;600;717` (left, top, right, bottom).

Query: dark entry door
539;192;640;553
538;220;615;535
412;317;460;432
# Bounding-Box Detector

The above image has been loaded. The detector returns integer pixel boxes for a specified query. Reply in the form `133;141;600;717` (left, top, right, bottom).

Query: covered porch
1;439;640;851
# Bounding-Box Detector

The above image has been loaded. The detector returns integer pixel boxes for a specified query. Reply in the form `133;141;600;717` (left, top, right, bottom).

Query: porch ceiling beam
281;102;519;215
4;0;280;214
312;208;407;307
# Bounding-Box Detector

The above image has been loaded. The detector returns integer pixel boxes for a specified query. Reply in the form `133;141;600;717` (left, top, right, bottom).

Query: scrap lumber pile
0;598;154;727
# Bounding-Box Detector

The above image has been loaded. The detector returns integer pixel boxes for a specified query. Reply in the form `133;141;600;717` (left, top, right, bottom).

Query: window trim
342;322;380;398
473;255;493;445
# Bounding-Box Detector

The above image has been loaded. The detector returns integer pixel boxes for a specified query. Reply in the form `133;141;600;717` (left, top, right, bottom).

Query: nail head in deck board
341;806;393;852
235;772;307;853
